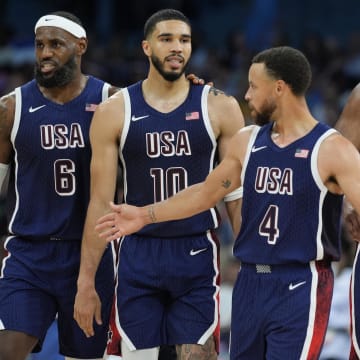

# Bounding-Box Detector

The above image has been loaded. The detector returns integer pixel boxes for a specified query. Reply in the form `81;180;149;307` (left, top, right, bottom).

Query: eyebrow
157;33;191;39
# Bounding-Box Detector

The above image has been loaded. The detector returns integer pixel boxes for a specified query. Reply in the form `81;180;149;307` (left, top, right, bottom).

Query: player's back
7;76;110;240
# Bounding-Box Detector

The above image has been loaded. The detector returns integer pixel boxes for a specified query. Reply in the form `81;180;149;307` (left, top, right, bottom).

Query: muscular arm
319;134;360;215
74;91;124;337
335;83;360;150
96;129;252;241
0;93;15;264
207;87;245;236
333;84;360;240
0;93;15;164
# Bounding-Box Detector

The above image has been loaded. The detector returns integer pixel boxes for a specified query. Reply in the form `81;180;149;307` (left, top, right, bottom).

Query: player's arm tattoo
209;87;230;97
222;179;231;189
176;336;217;359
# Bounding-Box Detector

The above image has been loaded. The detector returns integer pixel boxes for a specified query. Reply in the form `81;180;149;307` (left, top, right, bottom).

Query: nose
40;45;54;58
171;39;183;53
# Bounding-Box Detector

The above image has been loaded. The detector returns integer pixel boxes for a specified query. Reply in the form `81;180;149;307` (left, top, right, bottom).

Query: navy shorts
0;236;115;358
230;261;333;360
108;231;220;351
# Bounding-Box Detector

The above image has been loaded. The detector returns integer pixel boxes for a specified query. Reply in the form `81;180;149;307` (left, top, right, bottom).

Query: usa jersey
8;76;110;240
120;82;219;237
234;122;343;264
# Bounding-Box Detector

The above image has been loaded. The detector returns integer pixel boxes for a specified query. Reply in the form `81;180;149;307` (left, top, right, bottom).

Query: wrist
147;205;157;223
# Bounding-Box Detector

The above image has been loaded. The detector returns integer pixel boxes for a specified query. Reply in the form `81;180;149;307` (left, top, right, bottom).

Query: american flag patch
85;103;98;112
294;148;309;158
185;111;199;120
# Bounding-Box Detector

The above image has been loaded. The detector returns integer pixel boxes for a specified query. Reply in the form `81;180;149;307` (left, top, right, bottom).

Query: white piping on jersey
201;85;219;228
8;88;22;233
240;125;261;186
299;261;318;359
119;88;130;201
310;128;338;260
102;82;111;101
198;230;220;344
0;236;15;278
115;237;137;351
351;245;360;356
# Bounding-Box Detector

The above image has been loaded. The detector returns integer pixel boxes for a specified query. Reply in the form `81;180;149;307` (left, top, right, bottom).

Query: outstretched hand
95;202;146;242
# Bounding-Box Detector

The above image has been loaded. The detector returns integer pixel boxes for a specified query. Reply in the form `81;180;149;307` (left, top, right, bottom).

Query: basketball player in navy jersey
334;84;360;360
96;46;360;359
74;8;244;360
0;10;208;360
0;11;122;360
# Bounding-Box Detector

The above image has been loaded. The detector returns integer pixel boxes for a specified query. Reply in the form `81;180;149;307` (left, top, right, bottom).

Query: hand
345;209;360;242
73;287;102;338
95;202;146;242
186;73;214;87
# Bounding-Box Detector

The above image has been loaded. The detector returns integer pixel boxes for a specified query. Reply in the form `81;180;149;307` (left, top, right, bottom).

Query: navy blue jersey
7;76;110;240
120;82;219;237
234;122;343;264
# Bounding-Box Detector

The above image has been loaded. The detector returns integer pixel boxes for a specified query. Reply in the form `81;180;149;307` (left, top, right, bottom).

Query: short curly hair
144;8;191;39
252;46;312;96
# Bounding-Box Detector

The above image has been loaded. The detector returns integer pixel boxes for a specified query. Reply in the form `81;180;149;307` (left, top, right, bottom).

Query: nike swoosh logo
251;145;267;153
289;281;306;291
29;105;46;113
190;248;208;256
131;115;149;121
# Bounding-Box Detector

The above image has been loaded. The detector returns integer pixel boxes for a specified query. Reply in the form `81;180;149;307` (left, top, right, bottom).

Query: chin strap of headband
34;14;86;38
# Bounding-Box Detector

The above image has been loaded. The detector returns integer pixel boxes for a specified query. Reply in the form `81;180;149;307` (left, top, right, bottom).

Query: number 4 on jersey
259;205;279;245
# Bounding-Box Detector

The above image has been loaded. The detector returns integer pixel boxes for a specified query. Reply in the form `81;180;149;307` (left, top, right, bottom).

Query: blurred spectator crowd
1;1;360;358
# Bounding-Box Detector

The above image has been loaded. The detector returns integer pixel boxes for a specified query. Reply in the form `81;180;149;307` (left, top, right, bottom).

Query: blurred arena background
1;1;359;359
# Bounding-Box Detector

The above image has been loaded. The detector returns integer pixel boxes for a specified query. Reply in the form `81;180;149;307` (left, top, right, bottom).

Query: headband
34;15;87;38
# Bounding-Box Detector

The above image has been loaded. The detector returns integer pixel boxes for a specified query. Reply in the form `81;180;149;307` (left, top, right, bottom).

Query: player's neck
142;75;190;113
38;73;88;105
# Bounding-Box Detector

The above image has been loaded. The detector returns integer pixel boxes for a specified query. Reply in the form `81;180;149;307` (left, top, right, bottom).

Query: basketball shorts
230;260;334;359
107;231;220;353
0;236;115;358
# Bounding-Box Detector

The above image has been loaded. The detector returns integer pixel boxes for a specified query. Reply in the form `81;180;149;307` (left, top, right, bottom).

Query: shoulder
207;86;240;108
318;131;359;173
206;86;244;134
335;83;360;150
91;89;125;136
97;88;125;113
228;125;258;151
0;91;16;131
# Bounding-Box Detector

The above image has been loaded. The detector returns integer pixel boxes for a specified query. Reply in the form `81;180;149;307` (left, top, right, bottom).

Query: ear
77;38;88;55
142;39;151;56
275;79;286;95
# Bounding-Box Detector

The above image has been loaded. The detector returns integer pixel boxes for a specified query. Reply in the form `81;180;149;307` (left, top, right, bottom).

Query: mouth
40;62;57;74
166;55;183;69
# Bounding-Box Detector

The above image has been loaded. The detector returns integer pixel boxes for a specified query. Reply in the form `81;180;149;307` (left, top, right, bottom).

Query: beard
250;98;277;126
151;53;189;82
34;55;77;88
